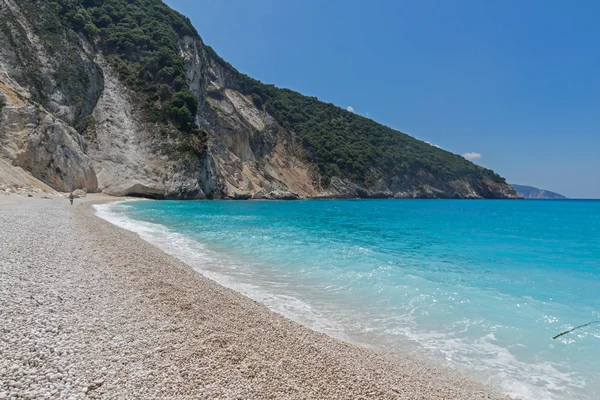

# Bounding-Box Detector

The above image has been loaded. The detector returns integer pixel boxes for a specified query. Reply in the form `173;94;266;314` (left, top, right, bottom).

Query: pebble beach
0;195;509;399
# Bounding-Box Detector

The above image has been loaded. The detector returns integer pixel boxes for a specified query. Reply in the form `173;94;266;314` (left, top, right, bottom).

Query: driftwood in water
553;321;600;340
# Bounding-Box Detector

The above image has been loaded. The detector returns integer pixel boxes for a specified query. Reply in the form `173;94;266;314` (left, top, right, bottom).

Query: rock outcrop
0;0;97;193
0;75;97;193
84;56;209;199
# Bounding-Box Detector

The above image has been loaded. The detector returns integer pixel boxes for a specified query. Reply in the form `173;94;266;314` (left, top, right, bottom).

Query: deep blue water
96;199;600;400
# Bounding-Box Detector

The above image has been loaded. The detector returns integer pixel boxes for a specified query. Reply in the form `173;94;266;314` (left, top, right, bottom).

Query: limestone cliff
84;55;210;199
0;0;207;199
0;74;97;194
0;0;518;200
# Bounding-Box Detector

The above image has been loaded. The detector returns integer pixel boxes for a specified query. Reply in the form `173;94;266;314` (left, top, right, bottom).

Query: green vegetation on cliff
267;90;504;185
49;0;199;132
46;0;509;191
206;49;506;187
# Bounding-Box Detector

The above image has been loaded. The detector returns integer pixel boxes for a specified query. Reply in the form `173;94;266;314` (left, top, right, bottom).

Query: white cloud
425;141;442;149
347;106;354;113
365;112;371;117
462;152;482;161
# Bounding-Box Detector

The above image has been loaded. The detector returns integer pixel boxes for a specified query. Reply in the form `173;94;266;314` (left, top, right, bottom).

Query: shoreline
0;194;509;399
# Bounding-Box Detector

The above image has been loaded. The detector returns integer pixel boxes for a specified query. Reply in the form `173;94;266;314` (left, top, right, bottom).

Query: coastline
0;194;509;399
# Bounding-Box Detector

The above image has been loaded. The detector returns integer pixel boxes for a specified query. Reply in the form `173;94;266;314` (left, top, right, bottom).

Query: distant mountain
511;184;567;199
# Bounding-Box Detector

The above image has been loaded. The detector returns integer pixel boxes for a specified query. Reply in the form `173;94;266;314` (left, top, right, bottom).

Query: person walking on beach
69;192;74;205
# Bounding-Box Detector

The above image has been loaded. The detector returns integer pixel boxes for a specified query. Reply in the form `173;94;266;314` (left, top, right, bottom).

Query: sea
95;199;600;400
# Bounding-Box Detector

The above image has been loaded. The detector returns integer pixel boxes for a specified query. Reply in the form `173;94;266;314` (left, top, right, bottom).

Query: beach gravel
0;196;509;399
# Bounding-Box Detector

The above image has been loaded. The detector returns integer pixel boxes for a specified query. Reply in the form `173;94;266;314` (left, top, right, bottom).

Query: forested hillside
0;0;517;198
49;0;510;191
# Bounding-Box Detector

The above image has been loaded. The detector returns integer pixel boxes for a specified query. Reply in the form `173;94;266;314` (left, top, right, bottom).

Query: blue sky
165;0;599;198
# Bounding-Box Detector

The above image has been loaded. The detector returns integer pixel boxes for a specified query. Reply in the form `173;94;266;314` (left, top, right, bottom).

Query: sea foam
95;199;600;400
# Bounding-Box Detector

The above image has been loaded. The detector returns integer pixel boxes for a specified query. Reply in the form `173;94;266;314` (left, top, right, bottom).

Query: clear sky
165;0;599;198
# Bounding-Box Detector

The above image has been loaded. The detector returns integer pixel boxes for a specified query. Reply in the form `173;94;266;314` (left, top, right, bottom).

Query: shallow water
95;199;600;400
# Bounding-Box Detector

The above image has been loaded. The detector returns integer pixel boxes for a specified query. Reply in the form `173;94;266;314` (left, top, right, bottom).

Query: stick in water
553;321;600;340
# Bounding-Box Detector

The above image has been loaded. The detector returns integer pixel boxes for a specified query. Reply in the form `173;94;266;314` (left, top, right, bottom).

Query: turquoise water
96;199;600;399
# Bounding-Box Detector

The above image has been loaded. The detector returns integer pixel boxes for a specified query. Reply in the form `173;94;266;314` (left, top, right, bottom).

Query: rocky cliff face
0;64;97;194
190;43;322;199
84;55;210;199
0;0;97;194
0;0;518;199
0;0;208;199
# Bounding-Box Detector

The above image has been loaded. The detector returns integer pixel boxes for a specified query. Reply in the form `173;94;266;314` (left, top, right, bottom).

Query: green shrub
157;84;173;101
251;93;263;109
83;23;99;39
175;106;194;130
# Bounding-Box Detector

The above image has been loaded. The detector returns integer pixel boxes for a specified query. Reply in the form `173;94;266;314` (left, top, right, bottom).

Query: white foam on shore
94;201;590;400
94;202;348;341
391;324;585;400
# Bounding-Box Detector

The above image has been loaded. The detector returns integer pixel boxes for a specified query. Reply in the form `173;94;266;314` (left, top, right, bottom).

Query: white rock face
0;158;56;196
181;38;321;199
0;1;99;193
204;87;319;199
86;57;167;197
0;77;97;193
85;57;208;199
